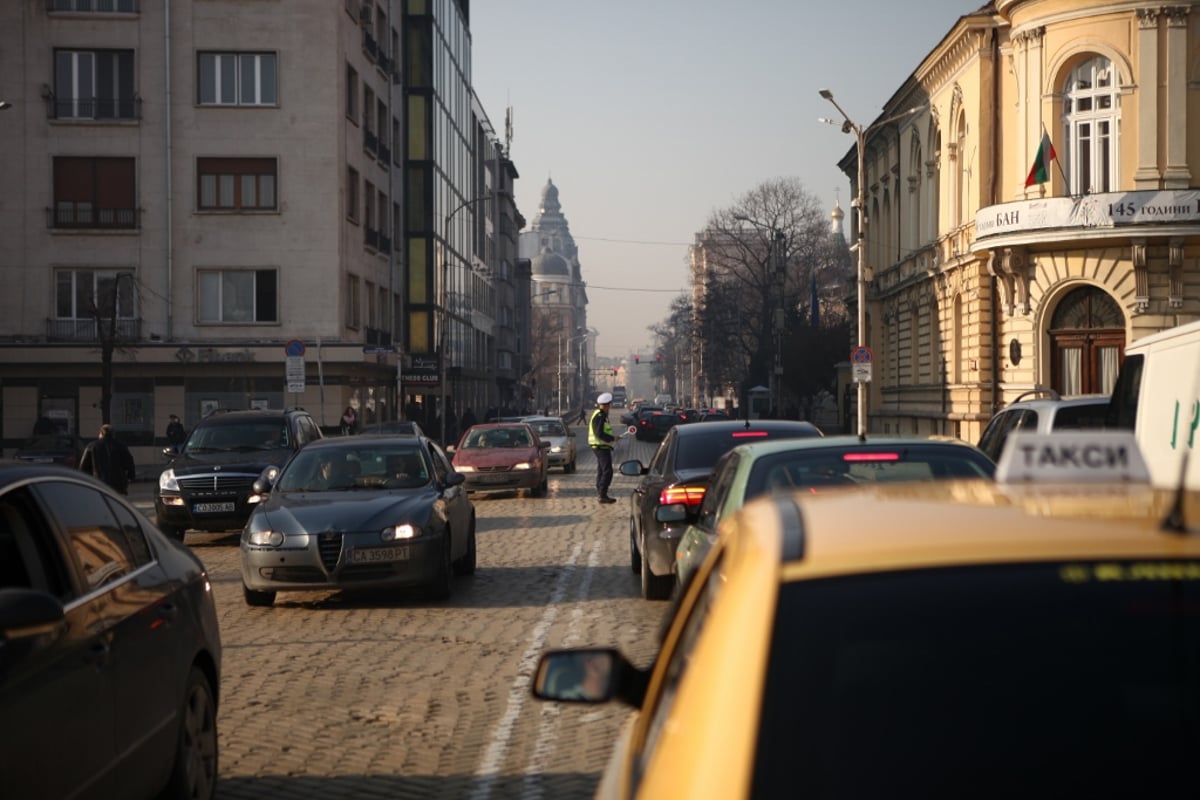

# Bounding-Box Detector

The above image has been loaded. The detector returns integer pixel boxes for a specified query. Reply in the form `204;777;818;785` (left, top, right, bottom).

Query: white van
1108;319;1200;488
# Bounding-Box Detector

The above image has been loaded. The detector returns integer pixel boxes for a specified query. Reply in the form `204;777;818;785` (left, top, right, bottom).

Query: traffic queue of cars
534;430;1200;797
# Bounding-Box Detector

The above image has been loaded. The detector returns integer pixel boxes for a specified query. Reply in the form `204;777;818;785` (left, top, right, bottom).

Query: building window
347;274;361;329
346;64;358;121
198;269;277;323
49;0;138;13
197;158;277;210
54;49;135;119
347;166;359;223
53;157;136;229
198;52;277;106
1063;56;1120;195
55;269;135;320
364;180;377;248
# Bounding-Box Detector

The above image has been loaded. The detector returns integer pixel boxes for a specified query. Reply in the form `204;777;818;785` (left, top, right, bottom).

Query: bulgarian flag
1024;131;1057;187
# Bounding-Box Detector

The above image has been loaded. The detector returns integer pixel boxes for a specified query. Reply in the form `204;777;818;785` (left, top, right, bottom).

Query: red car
448;422;550;498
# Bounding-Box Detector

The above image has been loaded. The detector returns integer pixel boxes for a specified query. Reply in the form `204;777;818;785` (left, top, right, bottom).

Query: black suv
155;408;322;540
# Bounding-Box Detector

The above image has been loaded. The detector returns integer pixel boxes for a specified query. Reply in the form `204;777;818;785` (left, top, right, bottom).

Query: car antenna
1161;449;1190;535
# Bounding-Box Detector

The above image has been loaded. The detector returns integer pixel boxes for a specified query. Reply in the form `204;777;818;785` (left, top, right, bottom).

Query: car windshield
465;428;531;448
675;428;820;471
186;421;289;452
748;445;994;492
20;436;76;450
751;563;1200;797
530;421;566;437
276;445;431;491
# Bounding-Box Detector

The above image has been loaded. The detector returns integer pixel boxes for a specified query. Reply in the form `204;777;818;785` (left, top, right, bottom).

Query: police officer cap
596;392;613;405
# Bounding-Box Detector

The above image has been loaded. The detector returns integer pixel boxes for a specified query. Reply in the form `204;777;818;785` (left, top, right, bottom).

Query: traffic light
634;355;640;364
612;369;618;377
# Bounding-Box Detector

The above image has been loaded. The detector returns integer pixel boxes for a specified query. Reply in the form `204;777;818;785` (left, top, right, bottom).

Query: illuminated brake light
843;452;900;462
731;431;769;438
660;486;706;507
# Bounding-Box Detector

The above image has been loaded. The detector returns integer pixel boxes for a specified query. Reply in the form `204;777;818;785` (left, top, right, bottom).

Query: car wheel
530;474;548;498
162;667;218;800
564;458;576;474
427;530;454;600
640;543;673;601
242;584;275;607
629;517;641;574
453;516;477;576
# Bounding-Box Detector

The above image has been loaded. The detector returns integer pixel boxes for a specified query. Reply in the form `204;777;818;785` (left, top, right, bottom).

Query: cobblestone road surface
133;428;663;799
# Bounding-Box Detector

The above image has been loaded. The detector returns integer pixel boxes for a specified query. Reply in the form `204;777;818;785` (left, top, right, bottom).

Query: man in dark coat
166;414;187;454
79;424;137;495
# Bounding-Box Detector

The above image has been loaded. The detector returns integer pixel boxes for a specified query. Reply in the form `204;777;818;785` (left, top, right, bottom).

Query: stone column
1163;6;1192;187
1134;8;1161;188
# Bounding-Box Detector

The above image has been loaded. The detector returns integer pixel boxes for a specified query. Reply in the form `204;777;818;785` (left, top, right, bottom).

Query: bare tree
90;272;137;425
525;305;560;413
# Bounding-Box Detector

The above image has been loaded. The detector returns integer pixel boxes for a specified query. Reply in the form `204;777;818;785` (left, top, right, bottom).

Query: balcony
377;143;390;164
364;128;378;156
47;0;139;12
365;227;379;250
364;327;392;348
378;53;392;75
47;317;141;341
46;94;142;121
363;31;378;63
379;235;391;254
48;205;139;230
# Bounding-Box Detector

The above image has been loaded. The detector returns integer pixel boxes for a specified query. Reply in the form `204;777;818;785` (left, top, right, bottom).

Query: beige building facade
839;0;1200;443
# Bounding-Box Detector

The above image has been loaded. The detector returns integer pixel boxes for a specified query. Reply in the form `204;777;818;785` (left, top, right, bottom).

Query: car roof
723;481;1200;585
1003;394;1110;411
670;419;822;437
468;421;533;429
521;416;563;423
195;408;308;424
305;434;422;450
724;434;982;458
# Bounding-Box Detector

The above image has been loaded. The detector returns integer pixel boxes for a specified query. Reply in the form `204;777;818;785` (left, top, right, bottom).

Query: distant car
0;462;222;800
11;433;86;468
357;420;426;437
533;431;1198;798
448;422;550;498
155;408;323;541
631;406;675;441
240;434;475;606
976;389;1110;462
696;408;730;422
674;435;997;588
619;419;823;599
521;416;577;473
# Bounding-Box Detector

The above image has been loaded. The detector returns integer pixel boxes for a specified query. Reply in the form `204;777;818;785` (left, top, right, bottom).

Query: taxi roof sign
995;431;1151;484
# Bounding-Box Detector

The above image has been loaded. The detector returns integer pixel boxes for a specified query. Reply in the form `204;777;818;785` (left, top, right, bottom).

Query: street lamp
558;329;588;414
819;89;924;438
440;193;490;445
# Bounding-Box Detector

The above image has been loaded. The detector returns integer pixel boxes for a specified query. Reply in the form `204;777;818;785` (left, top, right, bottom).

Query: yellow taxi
533;431;1200;798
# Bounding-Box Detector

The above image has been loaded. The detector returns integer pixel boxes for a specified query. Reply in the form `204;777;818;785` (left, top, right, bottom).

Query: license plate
351;546;410;564
193;502;235;513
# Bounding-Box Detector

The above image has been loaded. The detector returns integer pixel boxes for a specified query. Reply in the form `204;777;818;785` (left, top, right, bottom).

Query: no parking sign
851;346;873;383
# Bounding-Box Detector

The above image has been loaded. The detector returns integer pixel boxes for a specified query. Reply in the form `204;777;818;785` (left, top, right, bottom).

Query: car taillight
660;486;706;507
843;452;900;462
731;431;769;438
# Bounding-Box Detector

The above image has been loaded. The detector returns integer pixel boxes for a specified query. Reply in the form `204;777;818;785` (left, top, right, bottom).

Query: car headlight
248;530;285;547
550;445;563;453
514;462;532;470
456;465;476;472
159;469;179;492
382;523;421;540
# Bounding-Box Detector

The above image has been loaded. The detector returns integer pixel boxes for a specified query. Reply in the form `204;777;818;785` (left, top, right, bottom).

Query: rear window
674;428;820;471
751;562;1200;797
1052;402;1110;430
748;445;994;493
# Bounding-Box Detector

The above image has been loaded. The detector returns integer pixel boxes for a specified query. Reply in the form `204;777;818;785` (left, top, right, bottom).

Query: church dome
532;246;571;277
539;179;561;214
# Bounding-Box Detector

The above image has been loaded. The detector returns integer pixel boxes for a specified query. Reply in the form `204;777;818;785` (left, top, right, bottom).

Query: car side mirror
0;587;65;637
618;460;646;477
655;504;688;524
539;441;551;449
445;470;466;488
161;446;177;460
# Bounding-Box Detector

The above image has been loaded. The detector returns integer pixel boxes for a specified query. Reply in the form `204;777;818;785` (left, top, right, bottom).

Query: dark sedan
240;435;476;606
0;462;222;800
11;434;86;468
619;419;823;599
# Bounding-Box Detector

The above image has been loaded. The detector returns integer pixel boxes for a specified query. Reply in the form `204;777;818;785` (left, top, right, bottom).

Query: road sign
852;362;873;383
851;346;873;364
285;339;306;357
286;355;306;393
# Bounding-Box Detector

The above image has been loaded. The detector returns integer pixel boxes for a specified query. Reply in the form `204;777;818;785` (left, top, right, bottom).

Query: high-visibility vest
587;408;613;449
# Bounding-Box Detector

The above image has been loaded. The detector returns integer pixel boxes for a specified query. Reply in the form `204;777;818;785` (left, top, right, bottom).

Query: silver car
522;416;577;473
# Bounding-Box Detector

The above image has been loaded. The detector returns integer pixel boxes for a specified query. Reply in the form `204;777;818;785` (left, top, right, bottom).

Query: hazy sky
471;1;977;361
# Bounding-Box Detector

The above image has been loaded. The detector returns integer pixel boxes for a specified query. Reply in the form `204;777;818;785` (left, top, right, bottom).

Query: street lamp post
440;194;490;445
819;89;924;438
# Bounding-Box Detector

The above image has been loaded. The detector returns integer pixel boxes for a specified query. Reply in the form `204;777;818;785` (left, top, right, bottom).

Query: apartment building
0;0;521;459
833;0;1200;442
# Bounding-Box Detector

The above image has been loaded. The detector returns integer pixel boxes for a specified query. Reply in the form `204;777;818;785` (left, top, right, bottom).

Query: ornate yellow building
839;0;1200;442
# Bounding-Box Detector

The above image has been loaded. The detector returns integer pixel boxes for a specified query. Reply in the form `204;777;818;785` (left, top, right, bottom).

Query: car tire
162;666;219;800
453;517;477;576
427;531;454;600
530;475;548;498
564;458;576;474
640;542;673;601
242;584;275;607
629;518;641;574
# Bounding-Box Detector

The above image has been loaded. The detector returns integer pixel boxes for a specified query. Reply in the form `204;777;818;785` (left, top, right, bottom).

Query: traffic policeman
588;392;617;504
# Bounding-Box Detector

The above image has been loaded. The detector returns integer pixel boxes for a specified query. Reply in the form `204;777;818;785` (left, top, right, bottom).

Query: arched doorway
1048;286;1124;395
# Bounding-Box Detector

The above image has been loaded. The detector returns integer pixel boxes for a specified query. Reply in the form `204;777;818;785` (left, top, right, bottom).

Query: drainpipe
988;27;1001;418
164;0;174;339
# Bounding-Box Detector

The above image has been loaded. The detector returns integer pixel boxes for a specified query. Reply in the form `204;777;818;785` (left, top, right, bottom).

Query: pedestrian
574;405;588;425
32;415;54;436
78;423;137;495
165;413;186;454
340;405;357;435
588;392;617;504
460;407;478;432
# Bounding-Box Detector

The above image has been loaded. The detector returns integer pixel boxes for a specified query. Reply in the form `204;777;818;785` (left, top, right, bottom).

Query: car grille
340;564;400;581
478;465;512;473
265;566;326;583
318;532;343;571
177;473;255;496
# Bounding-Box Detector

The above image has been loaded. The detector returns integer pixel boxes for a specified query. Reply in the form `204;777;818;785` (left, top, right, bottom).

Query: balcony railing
47;0;139;12
364;129;378;155
364;327;392;348
377;143;390;164
47;317;141;341
378;53;391;75
46;95;142;121
48;205;139;230
379;235;391;254
363;31;378;62
365;227;379;250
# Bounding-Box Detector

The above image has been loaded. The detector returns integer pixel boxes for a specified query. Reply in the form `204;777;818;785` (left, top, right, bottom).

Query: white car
521;416;577;473
976;389;1110;463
